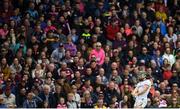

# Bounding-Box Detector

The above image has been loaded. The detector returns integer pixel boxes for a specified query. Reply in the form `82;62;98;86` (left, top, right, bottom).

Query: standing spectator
51;43;65;65
162;47;175;67
64;36;77;57
165;26;177;48
106;20;120;45
89;42;105;65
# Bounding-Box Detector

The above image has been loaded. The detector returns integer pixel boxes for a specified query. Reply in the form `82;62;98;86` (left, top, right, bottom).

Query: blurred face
75;71;80;78
78;59;84;66
55;85;61;93
68;94;74;101
99;68;104;76
13;58;19;65
142;47;148;54
123;95;128;102
160;82;166;89
156;27;161;33
156;50;161;56
96;76;102;84
120;27;125;33
111;62;117;70
116;32;122;39
166;48;171;54
27;49;32;56
97;99;104;106
96;43;102;50
84;91;90;98
3;24;8;30
1;58;6;65
44;87;50;95
95;27;101;34
62;63;67;69
112;70;118;76
5;90;11;96
60;98;65;104
36;64;41;70
132;57;137;63
91;61;97;68
72;86;77;93
172;98;177;105
172;84;178;91
85;80;91;86
86;68;92;75
143;35;148;41
109;82;115;90
135;20;140;26
104;57;110;63
168;27;173;34
95;19;101;26
59;16;65;23
65;51;71;57
51;5;56;11
27;92;34;100
47;20;51;26
153;42;158;49
128;50;133;57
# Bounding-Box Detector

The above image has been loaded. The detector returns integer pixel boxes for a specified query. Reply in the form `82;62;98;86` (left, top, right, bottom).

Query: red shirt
106;24;119;41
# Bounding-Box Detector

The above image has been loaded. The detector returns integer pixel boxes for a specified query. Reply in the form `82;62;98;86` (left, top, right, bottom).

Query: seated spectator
57;97;67;109
1;87;16;108
81;90;94;108
0;95;7;108
23;92;37;108
66;93;78;108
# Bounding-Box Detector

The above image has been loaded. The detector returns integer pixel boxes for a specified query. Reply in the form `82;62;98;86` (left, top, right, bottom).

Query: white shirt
162;53;175;66
136;79;151;99
2;93;16;107
165;33;177;43
73;93;81;107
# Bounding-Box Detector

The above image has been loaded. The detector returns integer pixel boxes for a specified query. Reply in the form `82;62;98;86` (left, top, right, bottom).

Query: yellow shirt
156;11;167;22
2;66;11;81
94;105;107;109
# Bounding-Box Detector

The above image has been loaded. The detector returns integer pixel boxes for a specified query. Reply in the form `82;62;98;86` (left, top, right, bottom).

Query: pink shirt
57;104;67;109
89;48;105;65
0;29;9;38
44;26;57;33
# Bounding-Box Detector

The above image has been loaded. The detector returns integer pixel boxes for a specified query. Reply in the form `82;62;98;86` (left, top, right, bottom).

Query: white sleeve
144;80;151;87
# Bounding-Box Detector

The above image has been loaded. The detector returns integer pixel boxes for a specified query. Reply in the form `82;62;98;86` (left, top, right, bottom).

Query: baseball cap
59;43;64;47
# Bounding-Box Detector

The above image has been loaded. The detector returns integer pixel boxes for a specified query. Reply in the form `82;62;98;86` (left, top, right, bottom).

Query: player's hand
132;91;138;97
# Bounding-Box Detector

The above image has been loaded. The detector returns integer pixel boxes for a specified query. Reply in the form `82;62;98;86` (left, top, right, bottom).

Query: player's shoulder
143;79;151;85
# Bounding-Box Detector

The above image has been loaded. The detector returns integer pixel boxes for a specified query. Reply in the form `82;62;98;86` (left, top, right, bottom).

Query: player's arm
132;86;139;96
137;84;150;96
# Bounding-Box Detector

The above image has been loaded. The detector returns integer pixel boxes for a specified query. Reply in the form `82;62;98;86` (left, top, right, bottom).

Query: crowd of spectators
0;0;180;108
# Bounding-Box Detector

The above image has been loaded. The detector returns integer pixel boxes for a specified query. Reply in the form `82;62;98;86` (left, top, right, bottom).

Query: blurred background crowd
0;0;180;108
